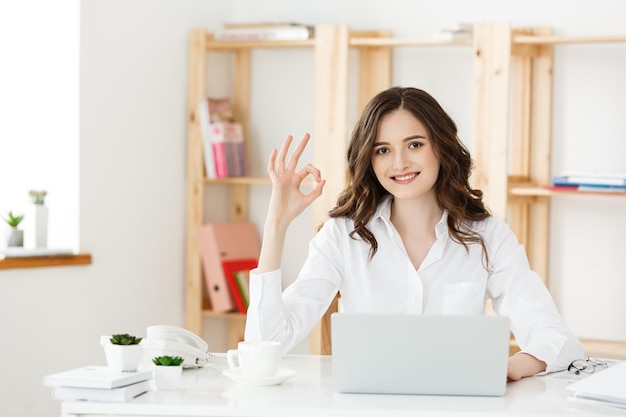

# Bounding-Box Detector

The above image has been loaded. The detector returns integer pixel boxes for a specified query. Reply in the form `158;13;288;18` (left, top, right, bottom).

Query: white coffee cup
227;340;281;377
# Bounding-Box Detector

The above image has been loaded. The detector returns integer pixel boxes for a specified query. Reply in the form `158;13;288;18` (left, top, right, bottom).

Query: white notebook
331;313;511;396
567;360;626;409
43;366;152;389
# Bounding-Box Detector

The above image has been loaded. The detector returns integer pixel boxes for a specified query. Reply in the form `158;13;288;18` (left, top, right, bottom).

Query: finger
286;133;311;171
276;135;294;170
267;148;278;179
297;163;322;182
302;179;326;205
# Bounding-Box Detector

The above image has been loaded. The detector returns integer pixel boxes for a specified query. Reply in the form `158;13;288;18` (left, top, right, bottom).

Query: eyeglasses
567;357;609;375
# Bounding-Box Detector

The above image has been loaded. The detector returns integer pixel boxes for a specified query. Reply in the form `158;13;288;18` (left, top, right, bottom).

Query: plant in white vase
102;333;144;372
152;355;184;390
3;211;25;247
25;189;48;248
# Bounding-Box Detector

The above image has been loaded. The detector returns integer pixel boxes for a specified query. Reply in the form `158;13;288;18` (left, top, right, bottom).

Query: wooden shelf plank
510;186;626;197
0;253;92;270
201;309;246;320
514;34;626;45
350;37;472;47
205;37;315;50
204;176;271;185
581;338;626;360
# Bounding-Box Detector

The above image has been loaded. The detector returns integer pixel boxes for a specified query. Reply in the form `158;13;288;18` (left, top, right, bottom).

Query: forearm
257;220;289;273
507;353;546;381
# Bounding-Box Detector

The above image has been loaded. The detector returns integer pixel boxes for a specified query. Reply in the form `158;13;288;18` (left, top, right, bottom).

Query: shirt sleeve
244;221;342;353
486;223;584;373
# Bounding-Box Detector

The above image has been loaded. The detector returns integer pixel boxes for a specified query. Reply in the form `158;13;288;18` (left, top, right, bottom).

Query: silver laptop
331;313;510;396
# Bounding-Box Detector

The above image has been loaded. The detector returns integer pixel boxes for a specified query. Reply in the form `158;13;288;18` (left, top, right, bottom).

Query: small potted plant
3;211;25;247
101;333;144;372
152;355;184;390
26;189;48;248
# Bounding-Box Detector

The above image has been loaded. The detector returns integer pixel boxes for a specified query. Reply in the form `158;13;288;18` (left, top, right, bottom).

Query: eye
409;141;423;149
374;147;389;155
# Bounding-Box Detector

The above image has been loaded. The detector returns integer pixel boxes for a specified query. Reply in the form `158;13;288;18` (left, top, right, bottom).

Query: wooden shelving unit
184;26;389;351
472;22;626;358
185;22;625;357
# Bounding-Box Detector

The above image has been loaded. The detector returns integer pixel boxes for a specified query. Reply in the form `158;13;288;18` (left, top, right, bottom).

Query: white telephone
142;325;217;368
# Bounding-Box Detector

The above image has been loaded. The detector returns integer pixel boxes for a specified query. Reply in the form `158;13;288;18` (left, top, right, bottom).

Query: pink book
210;123;228;178
197;222;260;313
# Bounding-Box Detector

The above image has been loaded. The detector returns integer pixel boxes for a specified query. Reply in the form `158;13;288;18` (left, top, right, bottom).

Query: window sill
0;253;92;270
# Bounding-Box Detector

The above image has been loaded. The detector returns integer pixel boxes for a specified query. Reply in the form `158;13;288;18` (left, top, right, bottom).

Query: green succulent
28;190;47;205
3;211;24;228
109;333;143;345
152;355;184;366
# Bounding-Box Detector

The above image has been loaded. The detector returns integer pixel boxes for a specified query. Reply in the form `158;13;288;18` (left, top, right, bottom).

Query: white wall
1;1;625;416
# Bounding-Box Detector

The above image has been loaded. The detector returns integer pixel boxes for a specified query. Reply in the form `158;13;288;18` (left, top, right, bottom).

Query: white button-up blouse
245;197;584;373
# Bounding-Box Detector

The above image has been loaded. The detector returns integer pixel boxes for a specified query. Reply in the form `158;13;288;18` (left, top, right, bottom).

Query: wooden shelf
185;26;356;353
582;338;626;360
204;37;315;50
0;253;92;270
350;37;472;47
513;34;626;45
509;186;626;198
202;310;246;319
204;176;272;185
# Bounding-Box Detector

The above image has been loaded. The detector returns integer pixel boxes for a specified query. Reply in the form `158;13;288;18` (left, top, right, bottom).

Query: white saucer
222;368;296;386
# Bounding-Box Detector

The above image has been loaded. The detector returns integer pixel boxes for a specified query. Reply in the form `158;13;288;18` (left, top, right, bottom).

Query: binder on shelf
222;258;257;313
197;222;260;313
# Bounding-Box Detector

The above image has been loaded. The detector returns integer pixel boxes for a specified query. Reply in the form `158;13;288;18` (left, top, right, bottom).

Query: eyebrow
373;135;428;146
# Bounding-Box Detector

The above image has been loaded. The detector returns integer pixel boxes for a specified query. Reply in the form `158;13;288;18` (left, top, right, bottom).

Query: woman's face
371;109;440;202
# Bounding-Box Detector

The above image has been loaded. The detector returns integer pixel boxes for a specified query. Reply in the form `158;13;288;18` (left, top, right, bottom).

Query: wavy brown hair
330;86;491;267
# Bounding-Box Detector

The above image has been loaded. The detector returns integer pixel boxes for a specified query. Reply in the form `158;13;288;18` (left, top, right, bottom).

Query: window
0;0;79;250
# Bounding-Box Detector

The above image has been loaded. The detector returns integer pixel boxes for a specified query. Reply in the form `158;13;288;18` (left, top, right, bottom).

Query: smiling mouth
392;172;419;181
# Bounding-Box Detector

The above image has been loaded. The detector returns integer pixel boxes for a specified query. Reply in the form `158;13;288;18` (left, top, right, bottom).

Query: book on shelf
50;379;151;402
222;258;257;313
197;222;260;313
544;185;626;193
198;97;237;179
209;122;248;178
213;24;314;42
43;366;152;390
222;21;311;29
552;171;626;187
197;99;217;179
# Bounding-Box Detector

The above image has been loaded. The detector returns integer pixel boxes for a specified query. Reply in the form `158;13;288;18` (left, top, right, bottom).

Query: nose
393;150;409;171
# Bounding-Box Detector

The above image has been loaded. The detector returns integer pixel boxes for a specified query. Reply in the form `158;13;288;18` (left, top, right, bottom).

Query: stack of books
197;97;248;179
549;171;626;192
432;23;473;41
43;366;152;402
213;22;314;42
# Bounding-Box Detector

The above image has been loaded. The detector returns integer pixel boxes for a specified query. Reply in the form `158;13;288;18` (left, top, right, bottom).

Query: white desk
61;355;624;417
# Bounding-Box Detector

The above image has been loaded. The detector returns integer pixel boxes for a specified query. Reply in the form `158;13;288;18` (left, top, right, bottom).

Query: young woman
244;86;584;380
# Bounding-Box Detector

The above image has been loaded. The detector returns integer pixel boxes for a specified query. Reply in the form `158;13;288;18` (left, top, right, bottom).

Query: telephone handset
143;325;217;368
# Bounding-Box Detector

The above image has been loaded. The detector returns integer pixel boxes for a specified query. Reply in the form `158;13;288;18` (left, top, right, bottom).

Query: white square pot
154;366;182;390
103;344;143;372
